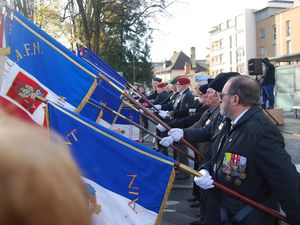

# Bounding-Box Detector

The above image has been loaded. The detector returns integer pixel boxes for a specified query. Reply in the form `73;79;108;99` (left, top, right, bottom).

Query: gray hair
227;76;260;106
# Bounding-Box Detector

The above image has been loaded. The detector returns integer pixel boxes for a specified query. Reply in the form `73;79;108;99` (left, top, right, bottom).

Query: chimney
191;47;196;69
184;62;191;75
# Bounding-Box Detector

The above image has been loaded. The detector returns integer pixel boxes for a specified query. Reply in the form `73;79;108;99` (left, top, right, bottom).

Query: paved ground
141;113;300;225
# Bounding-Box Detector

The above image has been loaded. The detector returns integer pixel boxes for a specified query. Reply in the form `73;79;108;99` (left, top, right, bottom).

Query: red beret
176;77;190;85
157;82;168;88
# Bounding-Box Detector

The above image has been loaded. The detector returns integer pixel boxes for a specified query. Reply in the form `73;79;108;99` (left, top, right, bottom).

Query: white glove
159;136;174;147
158;110;169;119
194;169;214;190
154;105;162;110
156;124;167;132
168;128;183;142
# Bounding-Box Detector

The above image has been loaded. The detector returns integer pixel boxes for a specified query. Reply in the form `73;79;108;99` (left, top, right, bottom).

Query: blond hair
0;111;91;225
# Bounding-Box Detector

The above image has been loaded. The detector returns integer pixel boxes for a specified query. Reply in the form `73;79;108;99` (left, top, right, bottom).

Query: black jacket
194;106;300;225
261;59;275;86
171;89;194;119
153;91;169;105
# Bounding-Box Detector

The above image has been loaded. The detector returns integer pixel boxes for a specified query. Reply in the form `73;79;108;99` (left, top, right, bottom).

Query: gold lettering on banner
127;174;140;214
65;129;78;145
15;49;23;61
32;42;41;55
15;42;43;62
127;174;139;190
128;198;139;214
24;43;31;56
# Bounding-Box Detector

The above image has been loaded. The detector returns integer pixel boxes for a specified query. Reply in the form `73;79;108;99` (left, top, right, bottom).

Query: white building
208;0;293;76
208;9;256;76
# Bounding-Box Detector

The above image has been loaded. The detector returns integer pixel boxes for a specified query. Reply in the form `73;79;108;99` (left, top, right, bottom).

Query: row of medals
223;163;246;186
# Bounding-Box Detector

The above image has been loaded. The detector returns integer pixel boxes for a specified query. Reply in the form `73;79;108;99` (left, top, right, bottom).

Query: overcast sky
150;0;268;62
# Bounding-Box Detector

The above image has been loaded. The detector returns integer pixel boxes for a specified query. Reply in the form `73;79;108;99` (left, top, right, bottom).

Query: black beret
152;77;162;82
208;72;240;92
199;84;208;94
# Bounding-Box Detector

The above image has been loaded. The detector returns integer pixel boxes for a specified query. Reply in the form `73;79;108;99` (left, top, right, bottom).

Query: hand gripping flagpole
36;95;288;223
96;75;289;224
88;98;196;162
97;73;205;158
177;163;288;223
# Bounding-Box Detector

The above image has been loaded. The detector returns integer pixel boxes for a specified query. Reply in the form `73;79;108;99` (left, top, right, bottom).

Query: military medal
205;119;211;125
222;152;232;181
234;178;242;185
238;156;247;180
218;122;224;131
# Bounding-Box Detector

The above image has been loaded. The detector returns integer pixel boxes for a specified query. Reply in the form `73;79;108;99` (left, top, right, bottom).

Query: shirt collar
232;107;250;125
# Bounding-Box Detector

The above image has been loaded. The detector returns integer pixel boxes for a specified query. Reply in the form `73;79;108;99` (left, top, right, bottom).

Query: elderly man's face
219;81;234;119
204;88;219;108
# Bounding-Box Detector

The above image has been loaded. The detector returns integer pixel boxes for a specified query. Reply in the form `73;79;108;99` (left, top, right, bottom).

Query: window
273;44;277;57
286;20;291;37
229;51;232;64
229;36;232;48
273;26;276;40
287;40;291;54
219;39;223;49
259;47;265;57
259;28;265;39
220;54;224;63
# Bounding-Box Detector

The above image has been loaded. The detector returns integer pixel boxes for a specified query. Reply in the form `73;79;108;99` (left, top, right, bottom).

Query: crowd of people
132;72;300;225
1;68;298;225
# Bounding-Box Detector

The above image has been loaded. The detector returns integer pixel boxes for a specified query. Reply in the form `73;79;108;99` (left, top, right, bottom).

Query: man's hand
154;105;162;110
159;136;174;147
194;169;214;190
156;124;167;132
168;128;183;142
158;110;170;119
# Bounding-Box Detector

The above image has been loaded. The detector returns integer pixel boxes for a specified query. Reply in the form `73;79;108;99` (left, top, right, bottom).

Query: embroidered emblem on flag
6;71;48;114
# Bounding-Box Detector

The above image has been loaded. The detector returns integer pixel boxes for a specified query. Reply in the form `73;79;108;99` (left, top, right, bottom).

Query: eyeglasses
218;93;232;99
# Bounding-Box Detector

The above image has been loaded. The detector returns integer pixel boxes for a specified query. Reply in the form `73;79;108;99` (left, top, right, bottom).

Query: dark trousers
261;84;275;109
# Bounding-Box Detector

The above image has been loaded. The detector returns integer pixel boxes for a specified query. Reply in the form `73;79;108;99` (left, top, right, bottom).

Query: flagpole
121;100;163;125
98;73;205;158
126;82;160;113
177;163;288;223
88;99;196;161
36;96;288;223
81;55;160;113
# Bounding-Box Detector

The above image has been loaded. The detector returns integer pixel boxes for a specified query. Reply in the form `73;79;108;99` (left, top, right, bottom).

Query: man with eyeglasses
171;75;300;225
159;72;240;225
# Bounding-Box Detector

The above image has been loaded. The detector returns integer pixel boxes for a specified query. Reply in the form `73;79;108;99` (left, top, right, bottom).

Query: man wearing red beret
152;82;169;105
157;77;194;166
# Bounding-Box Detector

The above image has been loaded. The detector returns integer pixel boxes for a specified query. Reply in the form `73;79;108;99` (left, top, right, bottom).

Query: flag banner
0;11;99;124
80;84;123;125
47;102;175;225
112;105;141;141
78;47;127;90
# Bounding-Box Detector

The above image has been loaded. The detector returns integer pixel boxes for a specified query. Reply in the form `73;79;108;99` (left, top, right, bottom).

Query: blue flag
78;47;127;90
1;11;99;124
47;102;175;225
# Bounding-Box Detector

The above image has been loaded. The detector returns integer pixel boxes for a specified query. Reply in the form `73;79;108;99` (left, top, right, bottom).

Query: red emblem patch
6;72;48;114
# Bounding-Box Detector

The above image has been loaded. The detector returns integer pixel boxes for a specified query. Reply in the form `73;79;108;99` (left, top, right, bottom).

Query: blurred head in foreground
0;111;91;225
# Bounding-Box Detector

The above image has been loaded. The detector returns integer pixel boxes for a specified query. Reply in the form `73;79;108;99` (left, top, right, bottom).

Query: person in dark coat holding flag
186;76;300;225
153;82;169;105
